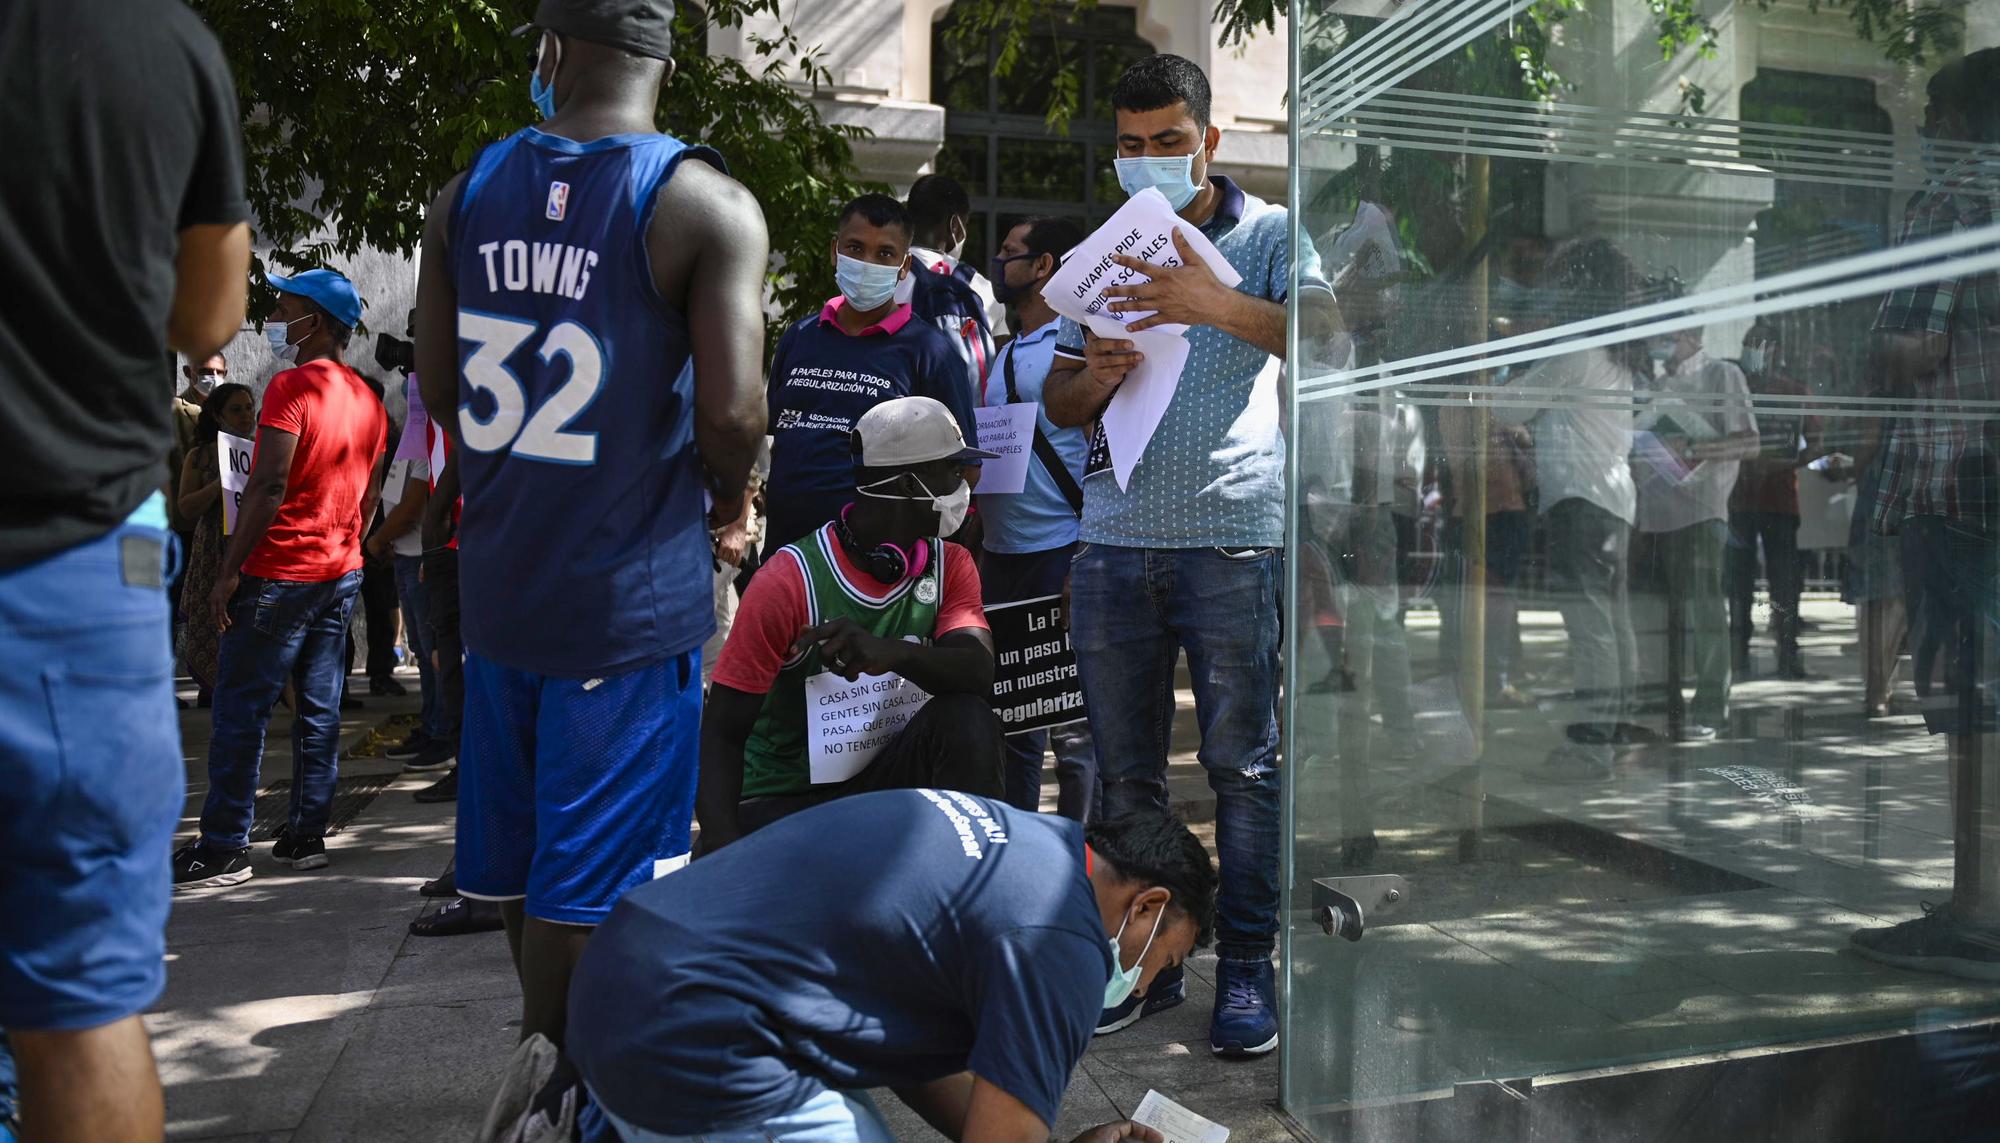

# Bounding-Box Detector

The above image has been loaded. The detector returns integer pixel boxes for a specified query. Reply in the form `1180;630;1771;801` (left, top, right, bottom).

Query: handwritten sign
1133;1091;1229;1143
975;403;1037;495
986;595;1087;735
218;431;253;535
805;670;934;784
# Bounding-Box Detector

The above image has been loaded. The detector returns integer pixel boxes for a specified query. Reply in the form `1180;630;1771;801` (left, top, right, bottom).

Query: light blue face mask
835;253;904;312
265;317;302;364
1115;152;1203;211
1648;337;1677;365
1103;904;1165;1010
530;34;559;119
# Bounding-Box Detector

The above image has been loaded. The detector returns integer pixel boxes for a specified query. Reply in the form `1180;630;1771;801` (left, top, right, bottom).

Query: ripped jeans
1069;543;1282;960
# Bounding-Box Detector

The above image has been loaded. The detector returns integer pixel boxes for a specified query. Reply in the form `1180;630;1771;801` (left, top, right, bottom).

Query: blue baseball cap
267;268;363;329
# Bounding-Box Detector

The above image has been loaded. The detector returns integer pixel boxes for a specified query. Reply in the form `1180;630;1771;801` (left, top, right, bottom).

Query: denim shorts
0;497;183;1029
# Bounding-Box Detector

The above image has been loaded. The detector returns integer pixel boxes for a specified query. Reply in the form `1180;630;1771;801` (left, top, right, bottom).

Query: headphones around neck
837;505;930;584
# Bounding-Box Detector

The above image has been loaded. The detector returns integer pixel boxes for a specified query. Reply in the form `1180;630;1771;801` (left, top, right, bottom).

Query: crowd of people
2;0;1996;1139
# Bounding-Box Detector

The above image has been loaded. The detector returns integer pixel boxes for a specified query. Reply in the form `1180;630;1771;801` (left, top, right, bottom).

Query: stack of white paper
1037;188;1241;489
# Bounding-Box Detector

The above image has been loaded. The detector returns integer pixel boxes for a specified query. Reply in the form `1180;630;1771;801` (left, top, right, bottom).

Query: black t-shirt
0;0;249;568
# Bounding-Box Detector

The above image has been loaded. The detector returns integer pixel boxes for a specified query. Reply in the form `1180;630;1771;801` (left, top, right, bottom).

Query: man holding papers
696;398;1004;852
1041;52;1340;1057
567;793;1212;1143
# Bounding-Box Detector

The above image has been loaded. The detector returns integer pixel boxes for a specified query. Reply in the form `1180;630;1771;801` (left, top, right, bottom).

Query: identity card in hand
1132;1090;1229;1143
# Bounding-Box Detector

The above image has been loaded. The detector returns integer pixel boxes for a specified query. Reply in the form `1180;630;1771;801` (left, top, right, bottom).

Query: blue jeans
0;499;182;1029
1068;543;1282;959
585;1087;895;1143
200;570;363;850
394;554;440;739
981;544;1099;822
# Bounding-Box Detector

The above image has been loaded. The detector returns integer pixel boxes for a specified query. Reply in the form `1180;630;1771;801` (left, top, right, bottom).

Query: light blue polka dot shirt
1057;177;1330;549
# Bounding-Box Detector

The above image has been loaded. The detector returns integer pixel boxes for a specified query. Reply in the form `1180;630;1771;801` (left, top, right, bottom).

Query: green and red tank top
741;522;942;798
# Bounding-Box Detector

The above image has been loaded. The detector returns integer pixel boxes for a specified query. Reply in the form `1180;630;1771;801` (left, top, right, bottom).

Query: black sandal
409;897;505;937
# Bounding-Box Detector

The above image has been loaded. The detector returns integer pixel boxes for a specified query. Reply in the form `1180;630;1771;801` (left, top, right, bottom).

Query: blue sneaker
1095;962;1186;1035
1210;957;1279;1056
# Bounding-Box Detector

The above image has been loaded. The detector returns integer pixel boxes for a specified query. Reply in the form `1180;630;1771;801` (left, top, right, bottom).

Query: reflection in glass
1284;1;2000;1135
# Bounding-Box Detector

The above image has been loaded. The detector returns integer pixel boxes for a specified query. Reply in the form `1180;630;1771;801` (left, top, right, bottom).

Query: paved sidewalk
157;669;1290;1142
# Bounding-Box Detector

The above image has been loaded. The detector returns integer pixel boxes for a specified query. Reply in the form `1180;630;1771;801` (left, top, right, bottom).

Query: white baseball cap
852;397;997;467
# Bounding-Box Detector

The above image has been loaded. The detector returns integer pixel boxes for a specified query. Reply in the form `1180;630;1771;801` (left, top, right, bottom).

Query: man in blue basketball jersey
414;0;768;1050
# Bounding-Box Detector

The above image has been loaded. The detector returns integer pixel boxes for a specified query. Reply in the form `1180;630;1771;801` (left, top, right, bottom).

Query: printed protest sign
986;594;1086;735
1037;189;1231;488
974;403;1037;494
218;431;254;535
1041;188;1239;334
805;670;934;784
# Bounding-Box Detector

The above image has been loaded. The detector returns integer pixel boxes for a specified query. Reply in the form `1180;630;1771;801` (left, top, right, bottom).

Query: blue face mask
835;253;904;312
529;35;559;119
1648;337;1677;365
265;317;302;364
1115;151;1203;211
1102;904;1165;1010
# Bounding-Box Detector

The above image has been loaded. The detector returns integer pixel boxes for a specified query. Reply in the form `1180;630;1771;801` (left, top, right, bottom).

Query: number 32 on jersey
458;310;605;465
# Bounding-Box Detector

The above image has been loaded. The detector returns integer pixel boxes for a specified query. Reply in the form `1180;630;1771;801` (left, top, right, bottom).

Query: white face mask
192;371;222;396
858;474;970;535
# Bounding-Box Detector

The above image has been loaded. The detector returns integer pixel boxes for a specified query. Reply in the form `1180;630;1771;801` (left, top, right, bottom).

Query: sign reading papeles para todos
986;594;1087;735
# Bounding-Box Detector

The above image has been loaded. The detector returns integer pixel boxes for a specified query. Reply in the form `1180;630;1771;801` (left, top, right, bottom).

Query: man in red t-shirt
696;397;1004;852
174;269;389;890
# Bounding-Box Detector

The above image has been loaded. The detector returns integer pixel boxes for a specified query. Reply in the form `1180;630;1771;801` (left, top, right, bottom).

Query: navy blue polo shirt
567;790;1110;1136
764;297;980;551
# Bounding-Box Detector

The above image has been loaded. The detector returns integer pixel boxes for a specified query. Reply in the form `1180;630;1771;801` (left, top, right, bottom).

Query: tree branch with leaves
194;0;874;341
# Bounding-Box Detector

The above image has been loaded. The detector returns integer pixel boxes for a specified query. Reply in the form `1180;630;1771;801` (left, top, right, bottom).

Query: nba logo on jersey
545;181;569;221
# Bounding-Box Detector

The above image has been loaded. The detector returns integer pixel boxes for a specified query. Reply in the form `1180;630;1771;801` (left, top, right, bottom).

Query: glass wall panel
1283;1;2000;1135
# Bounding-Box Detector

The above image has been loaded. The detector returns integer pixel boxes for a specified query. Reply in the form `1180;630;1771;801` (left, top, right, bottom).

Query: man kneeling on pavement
560;790;1213;1143
695;397;1005;849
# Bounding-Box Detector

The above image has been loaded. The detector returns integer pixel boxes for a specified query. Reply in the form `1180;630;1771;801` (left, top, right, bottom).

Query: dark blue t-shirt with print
567;790;1110;1137
763;301;980;552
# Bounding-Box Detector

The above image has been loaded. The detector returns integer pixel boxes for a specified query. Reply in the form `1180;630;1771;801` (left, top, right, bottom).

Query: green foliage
1756;0;1963;66
191;0;872;336
940;0;1100;132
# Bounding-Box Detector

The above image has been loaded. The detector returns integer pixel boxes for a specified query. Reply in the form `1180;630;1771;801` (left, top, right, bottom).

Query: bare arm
415;175;467;449
356;451;389;548
1044;346;1124;430
168;221;251;358
649;161;770;521
178;448;222;522
694;683;764;854
369;477;430;558
208;428;297;631
805;624;996;696
895;1075;975;1140
960;1075;1162;1143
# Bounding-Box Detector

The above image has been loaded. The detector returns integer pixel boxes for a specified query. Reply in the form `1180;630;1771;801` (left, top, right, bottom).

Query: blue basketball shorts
456;648;701;925
0;496;183;1030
